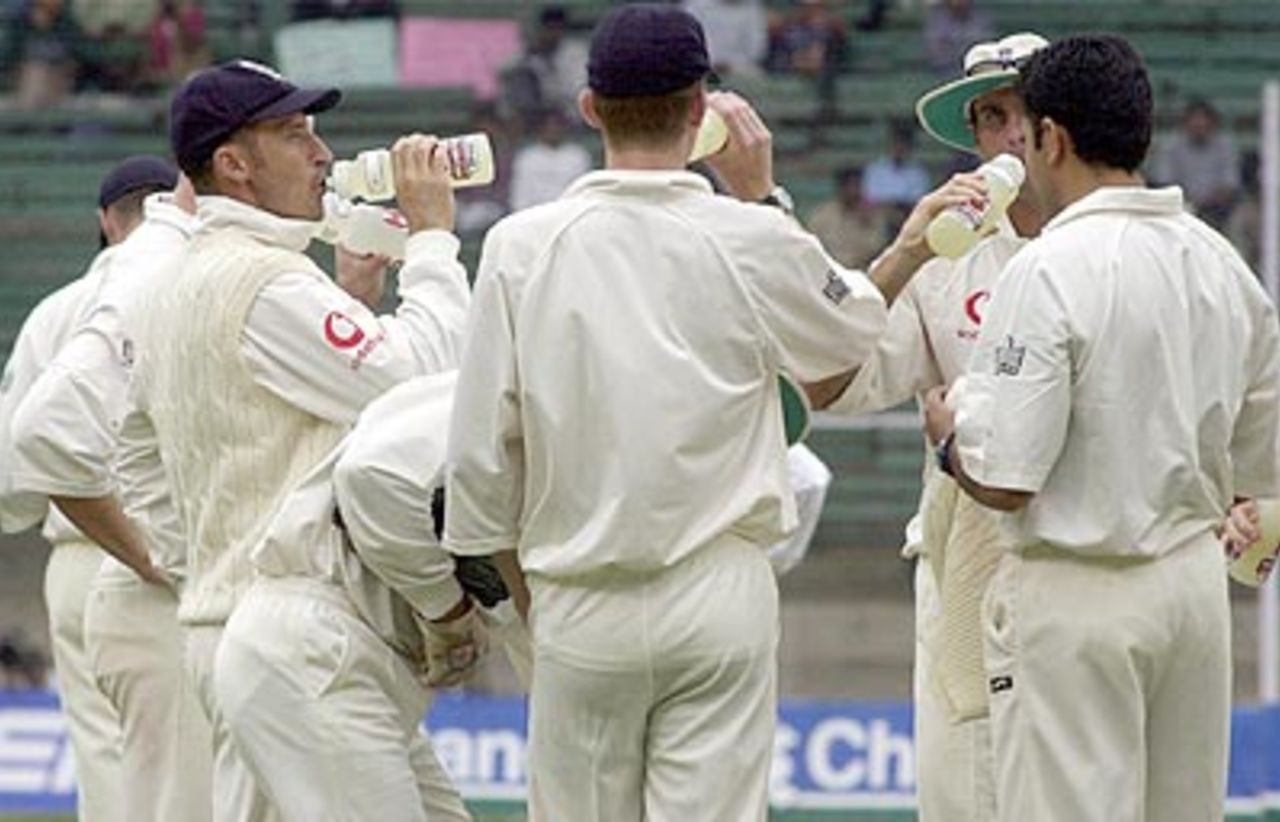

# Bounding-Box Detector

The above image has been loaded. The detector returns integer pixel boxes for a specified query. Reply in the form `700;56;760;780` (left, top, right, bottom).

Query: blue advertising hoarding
1;690;1277;817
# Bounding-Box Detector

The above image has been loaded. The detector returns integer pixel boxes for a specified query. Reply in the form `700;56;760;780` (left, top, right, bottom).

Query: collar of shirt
560;169;715;200
143;192;198;238
195;195;322;253
1042;185;1184;235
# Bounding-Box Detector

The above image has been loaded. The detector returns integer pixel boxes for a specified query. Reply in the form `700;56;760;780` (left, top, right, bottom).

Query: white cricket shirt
445;169;887;580
953;186;1280;557
0;247;111;539
829;217;1026;558
9;195;194;574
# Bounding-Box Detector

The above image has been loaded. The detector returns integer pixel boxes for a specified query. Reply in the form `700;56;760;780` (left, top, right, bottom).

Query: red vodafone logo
964;290;991;325
324;311;366;349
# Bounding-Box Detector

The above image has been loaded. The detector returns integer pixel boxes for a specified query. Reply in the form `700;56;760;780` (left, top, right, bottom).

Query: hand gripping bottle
1229;499;1280;587
316;192;409;261
330;132;496;202
689;108;729;162
925;153;1025;259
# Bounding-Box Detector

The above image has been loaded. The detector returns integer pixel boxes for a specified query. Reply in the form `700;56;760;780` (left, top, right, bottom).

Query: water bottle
1228;499;1280;587
330;132;496;202
316;193;408;261
925;153;1025;260
689;108;729;163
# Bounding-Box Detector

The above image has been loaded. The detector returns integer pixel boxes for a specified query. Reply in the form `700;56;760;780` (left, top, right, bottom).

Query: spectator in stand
510;108;592;211
0;630;47;689
924;0;993;75
862;119;931;220
1153;99;1240;229
147;0;209;85
3;0;84;108
1228;150;1261;271
290;0;398;21
805;165;892;269
72;0;157;38
500;5;589;131
766;0;847;113
683;0;767;77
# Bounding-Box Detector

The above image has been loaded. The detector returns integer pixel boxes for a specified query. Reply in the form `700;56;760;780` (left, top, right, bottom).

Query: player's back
476;170;884;580
1006;186;1278;556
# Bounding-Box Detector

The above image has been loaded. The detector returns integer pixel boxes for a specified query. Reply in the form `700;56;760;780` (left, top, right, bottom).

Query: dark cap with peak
97;155;178;209
169;59;341;173
587;4;710;98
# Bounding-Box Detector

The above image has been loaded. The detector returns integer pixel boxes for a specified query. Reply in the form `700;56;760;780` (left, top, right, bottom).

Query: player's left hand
923;385;954;446
1221;499;1261;559
417;599;489;688
334;245;391;309
703;91;775;202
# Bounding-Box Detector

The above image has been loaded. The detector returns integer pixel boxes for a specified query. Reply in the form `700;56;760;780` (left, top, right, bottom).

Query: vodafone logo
964;290;991;326
324;311;366;349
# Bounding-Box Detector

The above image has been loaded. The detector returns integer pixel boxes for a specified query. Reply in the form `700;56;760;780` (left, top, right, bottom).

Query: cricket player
125;59;471;822
0;156;182;822
924;36;1280;822
8;164;214;822
442;6;986;820
826;32;1047;821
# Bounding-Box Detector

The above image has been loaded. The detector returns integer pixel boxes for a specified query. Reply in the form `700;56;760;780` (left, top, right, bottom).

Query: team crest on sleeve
994;335;1026;376
822;269;851;305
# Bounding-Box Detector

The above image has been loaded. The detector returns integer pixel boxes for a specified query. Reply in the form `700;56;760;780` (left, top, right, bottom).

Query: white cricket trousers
984;533;1230;822
44;539;123;822
83;560;213;822
214;578;471;822
527;533;779;822
185;623;279;822
912;558;995;822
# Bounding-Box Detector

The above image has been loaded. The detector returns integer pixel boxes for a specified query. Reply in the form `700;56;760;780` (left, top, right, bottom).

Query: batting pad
921;472;1008;723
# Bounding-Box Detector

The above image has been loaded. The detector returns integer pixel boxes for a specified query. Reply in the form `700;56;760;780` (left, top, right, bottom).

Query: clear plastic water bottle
330;132;496;202
316;193;408;260
925;153;1025;259
689;108;729;163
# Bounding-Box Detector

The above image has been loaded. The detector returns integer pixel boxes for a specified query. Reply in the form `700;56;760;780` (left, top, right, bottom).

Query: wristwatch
757;185;795;216
936;432;957;478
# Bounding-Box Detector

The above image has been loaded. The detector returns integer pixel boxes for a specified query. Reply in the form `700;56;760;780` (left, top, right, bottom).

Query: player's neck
603;142;690;173
1007;199;1044;239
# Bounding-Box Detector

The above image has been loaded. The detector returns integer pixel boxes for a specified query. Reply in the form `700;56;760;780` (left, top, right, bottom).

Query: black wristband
936;432;957;477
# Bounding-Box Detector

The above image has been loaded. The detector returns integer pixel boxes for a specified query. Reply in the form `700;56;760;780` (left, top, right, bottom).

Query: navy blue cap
98;155;178;209
169;59;341;173
587;4;711;98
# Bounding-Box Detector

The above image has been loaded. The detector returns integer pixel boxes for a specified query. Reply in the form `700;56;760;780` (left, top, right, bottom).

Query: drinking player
827;32;1048;821
125;59;473;822
925;35;1280;822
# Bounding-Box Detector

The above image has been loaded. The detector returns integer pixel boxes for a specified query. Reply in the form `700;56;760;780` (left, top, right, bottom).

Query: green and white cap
915;32;1049;154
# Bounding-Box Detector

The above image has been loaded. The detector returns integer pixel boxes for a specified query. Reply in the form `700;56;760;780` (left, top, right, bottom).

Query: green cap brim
915;70;1018;154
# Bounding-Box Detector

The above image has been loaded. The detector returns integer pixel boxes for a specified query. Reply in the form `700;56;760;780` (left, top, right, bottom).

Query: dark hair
1183;98;1219;123
1018;34;1152;172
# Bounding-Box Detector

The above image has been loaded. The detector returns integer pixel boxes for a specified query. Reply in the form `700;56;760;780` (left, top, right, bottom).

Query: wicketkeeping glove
415;602;489;688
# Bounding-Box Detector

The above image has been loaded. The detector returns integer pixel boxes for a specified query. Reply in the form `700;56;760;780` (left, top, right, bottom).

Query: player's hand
133;558;175;591
922;385;954;446
417;599;489;688
702;91;775;202
334;245;390;309
391;134;456;234
1222;499;1261;560
893;172;991;266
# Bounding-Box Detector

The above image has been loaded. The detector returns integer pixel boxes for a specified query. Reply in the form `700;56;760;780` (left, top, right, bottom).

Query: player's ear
1041;117;1069;167
578;88;602;132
